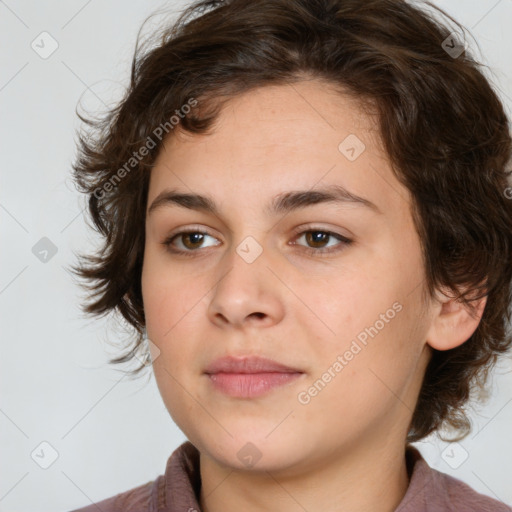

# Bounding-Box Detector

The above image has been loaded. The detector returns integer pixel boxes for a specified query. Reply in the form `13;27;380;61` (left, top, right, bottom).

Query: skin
141;79;486;512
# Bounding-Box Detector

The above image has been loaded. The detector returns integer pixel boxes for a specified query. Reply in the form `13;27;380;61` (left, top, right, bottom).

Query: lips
204;356;304;398
204;355;302;375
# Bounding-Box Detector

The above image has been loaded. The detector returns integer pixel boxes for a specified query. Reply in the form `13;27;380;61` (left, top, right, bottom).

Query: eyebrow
147;184;381;217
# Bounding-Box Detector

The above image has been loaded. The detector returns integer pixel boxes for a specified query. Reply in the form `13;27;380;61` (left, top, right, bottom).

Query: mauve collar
151;441;507;512
152;441;202;512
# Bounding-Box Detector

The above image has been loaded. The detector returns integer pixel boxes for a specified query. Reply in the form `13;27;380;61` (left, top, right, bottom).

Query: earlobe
425;286;487;351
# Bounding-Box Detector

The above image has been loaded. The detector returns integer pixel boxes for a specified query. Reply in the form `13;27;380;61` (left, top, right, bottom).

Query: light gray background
1;1;511;510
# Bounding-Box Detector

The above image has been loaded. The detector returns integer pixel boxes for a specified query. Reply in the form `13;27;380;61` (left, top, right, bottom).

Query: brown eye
305;231;331;248
180;232;206;249
162;230;220;255
292;229;353;257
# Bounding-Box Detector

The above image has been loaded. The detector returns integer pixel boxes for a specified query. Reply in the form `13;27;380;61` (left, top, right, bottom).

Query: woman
70;0;512;510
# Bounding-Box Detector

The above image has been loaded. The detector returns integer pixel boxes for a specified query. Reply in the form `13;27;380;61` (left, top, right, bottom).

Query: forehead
148;80;411;220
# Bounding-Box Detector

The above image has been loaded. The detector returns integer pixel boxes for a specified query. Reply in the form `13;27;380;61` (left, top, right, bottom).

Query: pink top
70;442;511;511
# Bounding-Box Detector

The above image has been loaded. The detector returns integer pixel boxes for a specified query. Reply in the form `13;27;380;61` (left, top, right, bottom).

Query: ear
425;286;487;351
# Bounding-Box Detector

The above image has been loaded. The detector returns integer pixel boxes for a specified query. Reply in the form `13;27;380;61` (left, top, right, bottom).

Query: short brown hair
71;0;512;442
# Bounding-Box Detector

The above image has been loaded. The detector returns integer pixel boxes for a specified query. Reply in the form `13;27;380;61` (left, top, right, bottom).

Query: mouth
206;372;303;398
204;355;305;398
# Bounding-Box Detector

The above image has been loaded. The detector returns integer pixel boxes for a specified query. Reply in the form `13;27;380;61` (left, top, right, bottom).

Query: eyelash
161;225;353;258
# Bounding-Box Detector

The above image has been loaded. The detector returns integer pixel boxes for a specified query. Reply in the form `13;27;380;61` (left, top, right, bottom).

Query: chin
193;428;314;474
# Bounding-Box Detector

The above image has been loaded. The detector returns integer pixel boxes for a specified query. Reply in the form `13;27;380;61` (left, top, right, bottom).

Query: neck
198;434;410;512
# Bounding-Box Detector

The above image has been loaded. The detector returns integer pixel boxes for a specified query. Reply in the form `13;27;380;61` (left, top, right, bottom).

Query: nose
207;239;286;330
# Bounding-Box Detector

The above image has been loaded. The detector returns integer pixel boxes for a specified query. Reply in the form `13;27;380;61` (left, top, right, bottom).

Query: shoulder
68;477;161;512
66;441;199;512
434;468;512;512
399;446;512;512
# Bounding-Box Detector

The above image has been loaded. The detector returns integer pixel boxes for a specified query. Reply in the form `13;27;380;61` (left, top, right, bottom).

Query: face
141;80;434;474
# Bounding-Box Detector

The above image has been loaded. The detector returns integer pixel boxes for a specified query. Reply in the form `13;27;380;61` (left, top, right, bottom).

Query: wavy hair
71;0;512;442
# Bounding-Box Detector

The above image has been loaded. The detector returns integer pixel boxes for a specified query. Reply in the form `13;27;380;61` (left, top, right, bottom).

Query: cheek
297;262;397;349
142;266;204;429
295;255;426;410
141;254;208;405
294;305;423;445
142;250;205;339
